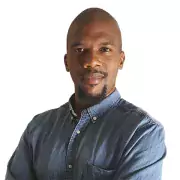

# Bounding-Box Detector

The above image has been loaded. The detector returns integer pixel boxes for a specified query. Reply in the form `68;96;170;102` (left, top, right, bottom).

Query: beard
77;84;108;105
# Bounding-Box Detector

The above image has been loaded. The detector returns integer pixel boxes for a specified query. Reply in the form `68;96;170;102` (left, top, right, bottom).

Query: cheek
106;66;119;82
106;61;119;74
69;69;77;82
69;67;81;84
69;57;82;70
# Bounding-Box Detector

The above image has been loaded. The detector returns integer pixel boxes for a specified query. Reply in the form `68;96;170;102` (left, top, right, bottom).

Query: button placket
66;113;90;179
68;164;72;169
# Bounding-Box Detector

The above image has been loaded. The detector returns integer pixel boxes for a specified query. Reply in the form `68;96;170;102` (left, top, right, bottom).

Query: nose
83;49;101;69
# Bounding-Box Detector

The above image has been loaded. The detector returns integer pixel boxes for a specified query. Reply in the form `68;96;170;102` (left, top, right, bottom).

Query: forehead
68;20;120;45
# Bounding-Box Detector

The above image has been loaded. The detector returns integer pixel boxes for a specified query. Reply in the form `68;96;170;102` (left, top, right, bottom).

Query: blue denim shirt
5;89;166;180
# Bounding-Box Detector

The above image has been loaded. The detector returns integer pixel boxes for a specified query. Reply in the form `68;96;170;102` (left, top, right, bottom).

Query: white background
0;0;179;179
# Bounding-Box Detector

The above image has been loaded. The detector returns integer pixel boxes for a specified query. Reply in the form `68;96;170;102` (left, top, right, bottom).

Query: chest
33;115;127;180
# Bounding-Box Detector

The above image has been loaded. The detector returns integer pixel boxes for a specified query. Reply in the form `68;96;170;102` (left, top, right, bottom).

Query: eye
75;48;84;53
99;47;111;52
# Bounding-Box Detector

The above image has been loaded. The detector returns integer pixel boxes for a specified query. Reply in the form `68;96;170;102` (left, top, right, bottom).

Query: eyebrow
71;42;84;48
70;40;115;48
99;40;115;46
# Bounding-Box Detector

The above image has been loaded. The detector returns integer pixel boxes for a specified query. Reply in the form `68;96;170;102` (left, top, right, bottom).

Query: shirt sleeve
5;125;36;180
113;117;166;180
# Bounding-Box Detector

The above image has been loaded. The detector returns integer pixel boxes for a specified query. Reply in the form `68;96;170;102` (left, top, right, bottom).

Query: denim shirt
5;90;166;180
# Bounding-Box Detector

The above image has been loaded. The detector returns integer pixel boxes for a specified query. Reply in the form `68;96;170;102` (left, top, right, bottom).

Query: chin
78;84;108;103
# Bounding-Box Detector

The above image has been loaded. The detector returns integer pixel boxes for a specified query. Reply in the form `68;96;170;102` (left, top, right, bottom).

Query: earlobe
118;51;125;70
64;54;70;72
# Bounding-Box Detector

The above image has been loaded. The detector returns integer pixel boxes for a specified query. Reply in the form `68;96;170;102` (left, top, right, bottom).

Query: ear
64;54;70;72
118;51;125;70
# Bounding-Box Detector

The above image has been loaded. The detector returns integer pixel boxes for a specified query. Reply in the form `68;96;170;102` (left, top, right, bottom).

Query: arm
5;126;36;180
113;117;166;180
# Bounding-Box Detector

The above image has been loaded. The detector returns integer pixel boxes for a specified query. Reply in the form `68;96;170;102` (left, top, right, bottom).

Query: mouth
82;73;105;86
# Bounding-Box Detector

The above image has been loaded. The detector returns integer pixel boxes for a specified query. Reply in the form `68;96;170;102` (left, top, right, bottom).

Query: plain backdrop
0;0;179;179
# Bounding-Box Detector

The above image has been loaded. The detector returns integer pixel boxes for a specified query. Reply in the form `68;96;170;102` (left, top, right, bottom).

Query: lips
82;73;105;85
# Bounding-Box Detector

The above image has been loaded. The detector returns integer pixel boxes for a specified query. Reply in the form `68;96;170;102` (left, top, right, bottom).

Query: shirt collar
68;88;121;122
69;96;78;118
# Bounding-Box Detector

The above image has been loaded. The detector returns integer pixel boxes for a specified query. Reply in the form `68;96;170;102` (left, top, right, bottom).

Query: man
5;8;166;180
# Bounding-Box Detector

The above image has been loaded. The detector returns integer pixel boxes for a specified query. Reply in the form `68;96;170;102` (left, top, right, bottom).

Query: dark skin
64;8;125;117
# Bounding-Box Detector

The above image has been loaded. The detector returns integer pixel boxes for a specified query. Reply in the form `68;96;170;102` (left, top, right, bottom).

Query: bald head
64;8;125;103
69;8;117;26
67;8;122;51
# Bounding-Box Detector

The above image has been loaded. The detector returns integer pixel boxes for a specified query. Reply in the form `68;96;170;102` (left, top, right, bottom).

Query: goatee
78;85;108;104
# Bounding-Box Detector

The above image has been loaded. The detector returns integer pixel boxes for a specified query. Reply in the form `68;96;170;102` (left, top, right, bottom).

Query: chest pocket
82;163;115;180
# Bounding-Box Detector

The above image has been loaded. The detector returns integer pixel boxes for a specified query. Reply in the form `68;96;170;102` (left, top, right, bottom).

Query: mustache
81;69;108;78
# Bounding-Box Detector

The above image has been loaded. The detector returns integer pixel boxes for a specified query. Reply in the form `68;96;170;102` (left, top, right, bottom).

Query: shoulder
116;98;164;128
116;98;165;151
26;102;69;134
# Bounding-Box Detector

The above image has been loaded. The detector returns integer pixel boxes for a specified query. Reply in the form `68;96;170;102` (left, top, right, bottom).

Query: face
65;20;125;103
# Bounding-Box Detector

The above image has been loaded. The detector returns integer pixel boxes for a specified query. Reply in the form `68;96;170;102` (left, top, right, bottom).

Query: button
77;130;80;134
68;164;72;169
93;116;97;121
